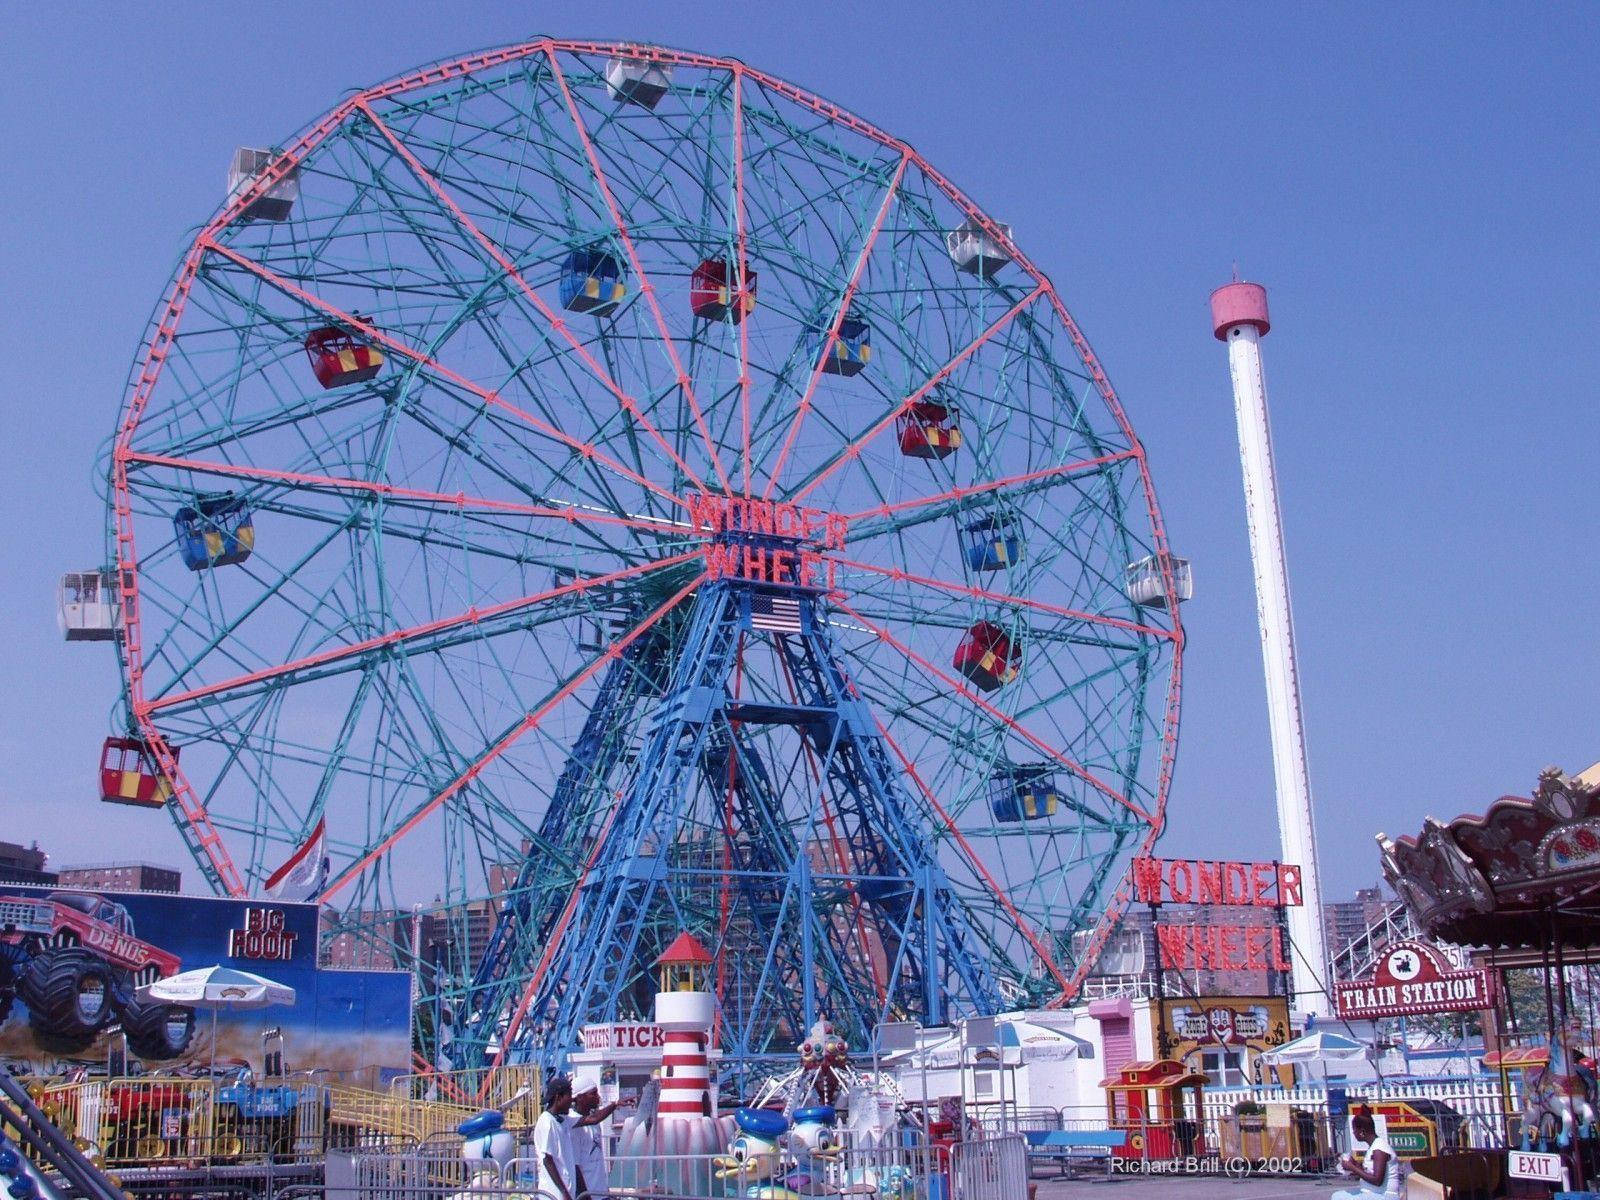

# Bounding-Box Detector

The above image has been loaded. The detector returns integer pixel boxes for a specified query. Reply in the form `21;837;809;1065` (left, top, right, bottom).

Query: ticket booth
1101;1060;1207;1160
568;1021;669;1137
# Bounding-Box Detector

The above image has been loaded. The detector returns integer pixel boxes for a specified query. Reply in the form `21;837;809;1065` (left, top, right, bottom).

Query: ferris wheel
95;39;1185;1066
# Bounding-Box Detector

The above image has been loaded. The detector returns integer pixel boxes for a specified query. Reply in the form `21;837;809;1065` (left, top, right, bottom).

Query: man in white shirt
533;1076;577;1200
566;1072;619;1199
1333;1112;1401;1200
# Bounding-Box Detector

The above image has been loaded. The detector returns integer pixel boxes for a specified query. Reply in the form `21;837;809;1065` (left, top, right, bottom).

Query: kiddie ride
1100;1060;1207;1161
0;890;195;1059
212;1061;305;1161
712;1104;914;1199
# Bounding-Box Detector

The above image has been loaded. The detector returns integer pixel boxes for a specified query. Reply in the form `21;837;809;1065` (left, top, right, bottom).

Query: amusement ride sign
1334;939;1491;1020
1132;857;1301;973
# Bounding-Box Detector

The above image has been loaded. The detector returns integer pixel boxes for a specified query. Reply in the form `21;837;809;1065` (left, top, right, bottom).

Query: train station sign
1334;940;1491;1020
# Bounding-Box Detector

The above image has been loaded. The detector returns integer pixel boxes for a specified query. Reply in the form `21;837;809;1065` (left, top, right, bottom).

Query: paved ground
1031;1172;1337;1200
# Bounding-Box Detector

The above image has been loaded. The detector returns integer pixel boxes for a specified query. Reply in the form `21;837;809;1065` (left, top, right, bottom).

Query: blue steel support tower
464;516;1007;1070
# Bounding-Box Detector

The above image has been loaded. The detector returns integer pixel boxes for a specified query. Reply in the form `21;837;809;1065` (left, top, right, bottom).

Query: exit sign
1508;1151;1563;1184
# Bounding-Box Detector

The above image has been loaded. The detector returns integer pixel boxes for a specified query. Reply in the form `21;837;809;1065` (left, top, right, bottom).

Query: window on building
1200;1048;1247;1088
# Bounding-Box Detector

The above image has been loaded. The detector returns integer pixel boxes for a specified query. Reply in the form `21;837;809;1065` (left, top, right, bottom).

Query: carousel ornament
1534;765;1599;823
800;1021;851;1106
1420;817;1495;913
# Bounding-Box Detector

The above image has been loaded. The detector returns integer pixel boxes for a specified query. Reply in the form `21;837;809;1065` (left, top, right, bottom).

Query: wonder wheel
101;39;1184;1067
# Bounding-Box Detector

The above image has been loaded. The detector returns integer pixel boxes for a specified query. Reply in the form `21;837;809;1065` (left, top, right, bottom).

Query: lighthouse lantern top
657;931;713;992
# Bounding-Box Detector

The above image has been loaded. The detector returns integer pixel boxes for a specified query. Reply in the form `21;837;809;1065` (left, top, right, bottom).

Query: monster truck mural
0;891;195;1058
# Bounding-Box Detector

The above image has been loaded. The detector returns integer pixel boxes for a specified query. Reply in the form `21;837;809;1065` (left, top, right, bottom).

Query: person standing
534;1076;578;1200
567;1073;619;1199
1332;1112;1400;1200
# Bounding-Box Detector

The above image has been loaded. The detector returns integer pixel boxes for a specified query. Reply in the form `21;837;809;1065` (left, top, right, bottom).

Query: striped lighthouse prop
655;931;716;1118
613;932;736;1192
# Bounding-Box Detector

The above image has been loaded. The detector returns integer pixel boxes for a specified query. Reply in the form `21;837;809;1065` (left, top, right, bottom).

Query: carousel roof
1378;761;1600;947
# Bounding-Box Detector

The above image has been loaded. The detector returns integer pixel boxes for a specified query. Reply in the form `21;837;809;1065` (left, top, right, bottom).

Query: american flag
749;592;803;633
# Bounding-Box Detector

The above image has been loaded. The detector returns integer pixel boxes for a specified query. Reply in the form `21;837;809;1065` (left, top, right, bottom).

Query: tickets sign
1334;940;1491;1020
581;1022;666;1051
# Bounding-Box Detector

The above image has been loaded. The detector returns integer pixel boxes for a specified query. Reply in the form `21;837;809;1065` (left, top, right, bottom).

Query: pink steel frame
110;40;1184;1007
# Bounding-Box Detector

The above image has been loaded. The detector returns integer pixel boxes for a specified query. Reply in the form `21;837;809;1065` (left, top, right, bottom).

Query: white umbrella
1001;1019;1090;1063
1260;1030;1370;1152
135;965;295;1071
1260;1030;1369;1066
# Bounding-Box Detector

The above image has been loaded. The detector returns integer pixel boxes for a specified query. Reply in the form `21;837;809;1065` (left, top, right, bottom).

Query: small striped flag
749;593;802;633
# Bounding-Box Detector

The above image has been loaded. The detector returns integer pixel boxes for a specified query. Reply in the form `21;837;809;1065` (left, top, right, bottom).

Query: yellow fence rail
30;1076;325;1168
387;1065;542;1128
17;1065;542;1170
327;1084;479;1143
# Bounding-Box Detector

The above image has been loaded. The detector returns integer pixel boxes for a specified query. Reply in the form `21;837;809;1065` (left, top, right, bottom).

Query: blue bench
1024;1129;1129;1177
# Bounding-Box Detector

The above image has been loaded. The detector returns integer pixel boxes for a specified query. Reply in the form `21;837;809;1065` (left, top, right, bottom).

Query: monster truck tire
122;998;197;1061
19;947;115;1046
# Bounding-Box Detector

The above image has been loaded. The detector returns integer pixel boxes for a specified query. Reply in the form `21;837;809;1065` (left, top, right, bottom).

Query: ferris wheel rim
105;37;1186;1005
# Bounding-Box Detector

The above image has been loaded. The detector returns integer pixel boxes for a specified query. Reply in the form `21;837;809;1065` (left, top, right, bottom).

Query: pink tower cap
1209;281;1270;341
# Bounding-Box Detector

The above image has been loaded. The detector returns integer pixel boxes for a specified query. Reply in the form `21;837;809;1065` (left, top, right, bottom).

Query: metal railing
34;1076;327;1168
951;1135;1028;1200
385;1066;541;1124
1331;901;1418;982
17;1071;520;1171
327;1085;478;1145
342;1133;1020;1200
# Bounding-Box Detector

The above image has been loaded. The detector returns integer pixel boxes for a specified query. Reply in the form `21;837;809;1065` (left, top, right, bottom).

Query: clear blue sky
2;2;1595;900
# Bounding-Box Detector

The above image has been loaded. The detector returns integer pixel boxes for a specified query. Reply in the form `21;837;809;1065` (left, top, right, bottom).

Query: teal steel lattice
103;40;1184;1072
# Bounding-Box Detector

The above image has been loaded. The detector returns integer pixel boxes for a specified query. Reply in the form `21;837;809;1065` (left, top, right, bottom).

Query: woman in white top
1333;1113;1401;1200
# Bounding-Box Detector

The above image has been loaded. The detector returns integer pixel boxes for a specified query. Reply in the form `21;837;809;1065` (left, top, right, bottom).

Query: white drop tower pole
1210;280;1330;1016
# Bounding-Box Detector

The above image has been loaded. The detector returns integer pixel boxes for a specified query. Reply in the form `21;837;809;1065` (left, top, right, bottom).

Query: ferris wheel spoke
730;68;755;496
826;553;1170;641
323;570;703;900
544;48;733;495
839;448;1142;532
353;98;712;496
856;704;1070;990
198;237;687;512
760;152;908;500
830;596;1150;824
784;282;1046;506
123;451;686;539
145;550;699;716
